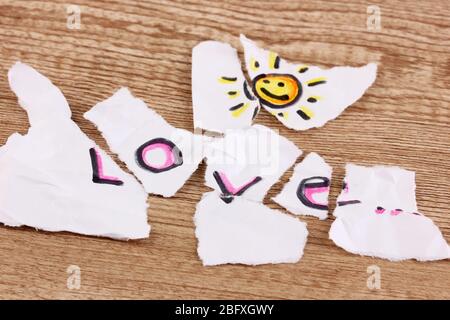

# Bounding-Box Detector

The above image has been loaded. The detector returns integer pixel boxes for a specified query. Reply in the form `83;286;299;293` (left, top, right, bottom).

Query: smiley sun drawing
239;34;377;130
192;35;377;132
242;40;332;122
238;37;334;122
253;73;301;109
250;69;327;121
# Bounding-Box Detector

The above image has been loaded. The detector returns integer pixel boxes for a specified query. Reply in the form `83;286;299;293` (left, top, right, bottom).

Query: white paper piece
85;88;205;197
0;62;150;240
192;41;260;133
195;125;307;266
240;34;377;130
330;164;449;261
204;124;301;202
194;192;308;266
273;152;332;220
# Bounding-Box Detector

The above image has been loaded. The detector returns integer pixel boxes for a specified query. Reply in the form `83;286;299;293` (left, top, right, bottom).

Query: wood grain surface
0;0;449;300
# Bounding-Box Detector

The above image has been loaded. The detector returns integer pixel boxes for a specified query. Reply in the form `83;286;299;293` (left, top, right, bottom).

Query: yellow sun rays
218;76;254;118
227;90;240;98
306;77;327;87
229;102;250;118
307;95;321;103
218;76;237;84
298;65;309;73
276;111;289;119
220;52;328;122
297;106;314;120
268;52;280;70
250;58;260;72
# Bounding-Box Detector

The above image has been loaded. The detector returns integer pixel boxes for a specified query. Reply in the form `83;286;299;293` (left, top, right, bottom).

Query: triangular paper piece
84;87;205;197
273;152;332;220
329;164;449;261
0;62;150;240
240;34;377;130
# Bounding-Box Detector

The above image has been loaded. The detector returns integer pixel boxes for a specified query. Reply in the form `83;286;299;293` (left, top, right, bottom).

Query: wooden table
0;0;448;300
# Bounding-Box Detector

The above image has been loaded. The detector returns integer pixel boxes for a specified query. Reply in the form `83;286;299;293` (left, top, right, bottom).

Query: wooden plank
0;0;448;299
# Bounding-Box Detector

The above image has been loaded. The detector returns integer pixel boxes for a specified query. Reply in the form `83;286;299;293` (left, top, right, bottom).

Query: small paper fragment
335;164;418;214
0;62;150;240
194;192;308;266
192;40;260;133
85;87;205;197
195;125;307;266
240;34;377;130
273;152;332;220
204;124;302;202
329;164;449;261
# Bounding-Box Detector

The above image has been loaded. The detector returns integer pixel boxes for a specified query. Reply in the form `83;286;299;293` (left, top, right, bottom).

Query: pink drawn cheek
375;206;385;215
390;209;403;216
342;182;349;193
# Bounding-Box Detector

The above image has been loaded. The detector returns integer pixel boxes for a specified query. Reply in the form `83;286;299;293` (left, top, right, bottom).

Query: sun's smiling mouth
260;87;290;101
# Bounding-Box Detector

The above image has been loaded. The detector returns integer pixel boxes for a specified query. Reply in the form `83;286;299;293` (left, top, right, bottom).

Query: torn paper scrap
192;40;260;133
0;62;150;240
335;164;418;213
84;87;205;197
273;152;332;220
330;164;449;261
204;124;301;202
240;34;377;130
195;125;306;265
194;192;308;266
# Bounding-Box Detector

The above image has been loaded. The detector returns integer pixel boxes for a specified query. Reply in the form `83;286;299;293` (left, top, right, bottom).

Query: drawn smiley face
253;73;301;109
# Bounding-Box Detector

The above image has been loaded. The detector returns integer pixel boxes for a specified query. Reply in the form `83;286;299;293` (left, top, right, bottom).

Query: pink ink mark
375;207;385;215
90;148;123;186
298;176;330;210
390;209;403;216
95;149;121;181
343;182;349;193
141;143;174;170
218;172;261;195
303;186;329;206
